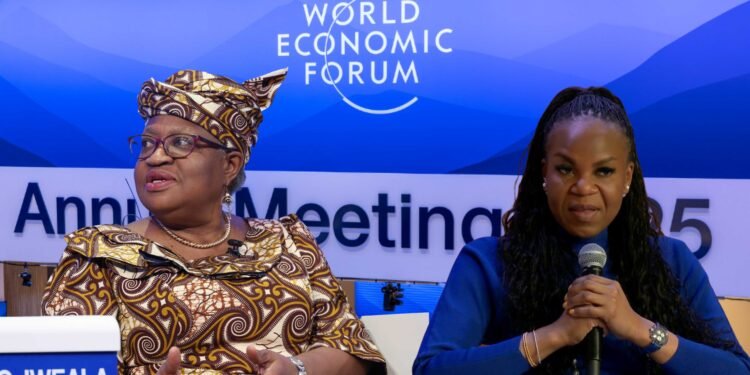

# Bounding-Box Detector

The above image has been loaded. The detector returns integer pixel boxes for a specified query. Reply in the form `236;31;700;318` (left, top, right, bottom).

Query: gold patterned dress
42;214;384;374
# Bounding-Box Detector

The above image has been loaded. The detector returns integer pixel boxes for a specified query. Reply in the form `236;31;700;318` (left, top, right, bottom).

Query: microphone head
578;243;607;270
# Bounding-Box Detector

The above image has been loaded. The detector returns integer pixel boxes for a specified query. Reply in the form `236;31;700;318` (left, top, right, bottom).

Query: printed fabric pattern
42;214;383;374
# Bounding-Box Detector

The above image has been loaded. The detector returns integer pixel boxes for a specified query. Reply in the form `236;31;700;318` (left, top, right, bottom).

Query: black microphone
227;239;244;256
578;243;607;375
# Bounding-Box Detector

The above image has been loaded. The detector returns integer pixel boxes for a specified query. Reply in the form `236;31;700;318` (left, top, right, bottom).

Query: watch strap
642;341;660;354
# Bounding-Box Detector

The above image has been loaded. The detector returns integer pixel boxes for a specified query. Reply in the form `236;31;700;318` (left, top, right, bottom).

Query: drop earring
222;188;233;210
542;179;548;192
622;184;630;198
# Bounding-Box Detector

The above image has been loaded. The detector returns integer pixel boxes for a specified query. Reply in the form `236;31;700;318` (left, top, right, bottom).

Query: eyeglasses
128;134;231;160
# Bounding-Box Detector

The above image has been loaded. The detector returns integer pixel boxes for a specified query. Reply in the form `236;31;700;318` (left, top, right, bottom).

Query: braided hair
500;87;735;373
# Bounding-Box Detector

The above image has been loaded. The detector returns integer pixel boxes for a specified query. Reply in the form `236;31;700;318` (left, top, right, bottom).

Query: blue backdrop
1;0;748;178
2;0;750;296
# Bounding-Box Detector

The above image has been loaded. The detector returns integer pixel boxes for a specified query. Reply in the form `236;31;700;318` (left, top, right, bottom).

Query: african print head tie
137;69;287;163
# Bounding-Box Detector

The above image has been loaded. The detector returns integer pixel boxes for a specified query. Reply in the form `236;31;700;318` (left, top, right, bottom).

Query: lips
144;170;176;192
568;203;600;222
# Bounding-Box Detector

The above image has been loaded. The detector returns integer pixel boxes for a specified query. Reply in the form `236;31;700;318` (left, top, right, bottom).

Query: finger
568;277;614;295
597;319;610;337
570;275;612;289
588;319;610;337
246;345;263;365
586;275;612;283
565;291;611;309
248;347;291;375
564;289;605;309
585;320;608;338
568;304;607;320
157;346;181;375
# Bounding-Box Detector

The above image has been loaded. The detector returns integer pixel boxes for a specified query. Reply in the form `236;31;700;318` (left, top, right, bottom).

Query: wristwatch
643;322;669;354
289;356;307;375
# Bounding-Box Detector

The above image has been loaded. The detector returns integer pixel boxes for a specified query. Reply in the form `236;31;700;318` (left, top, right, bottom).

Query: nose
144;141;173;165
571;176;598;195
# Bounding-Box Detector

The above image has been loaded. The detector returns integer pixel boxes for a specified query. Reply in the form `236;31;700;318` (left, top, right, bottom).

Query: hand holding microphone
564;244;653;373
521;244;660;369
523;245;610;367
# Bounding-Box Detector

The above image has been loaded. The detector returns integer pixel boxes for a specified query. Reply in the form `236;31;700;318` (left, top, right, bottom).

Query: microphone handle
582;265;602;375
585;327;602;375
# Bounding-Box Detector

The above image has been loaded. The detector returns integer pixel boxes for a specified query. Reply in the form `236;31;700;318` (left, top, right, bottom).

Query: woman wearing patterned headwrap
42;69;385;375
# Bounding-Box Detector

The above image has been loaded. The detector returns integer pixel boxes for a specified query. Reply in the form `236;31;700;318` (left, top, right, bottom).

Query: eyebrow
142;128;198;137
551;152;617;166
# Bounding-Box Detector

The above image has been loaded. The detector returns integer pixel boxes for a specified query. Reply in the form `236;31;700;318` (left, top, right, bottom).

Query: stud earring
542;179;548;192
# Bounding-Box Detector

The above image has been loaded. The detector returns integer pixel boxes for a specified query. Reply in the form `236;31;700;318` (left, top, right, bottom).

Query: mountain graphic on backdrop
515;23;674;83
0;40;141;167
629;73;750;179
452;132;533;175
0;137;52;167
459;1;750;179
251;91;532;173
0;7;175;91
608;1;750;111
0;72;123;167
1;1;748;177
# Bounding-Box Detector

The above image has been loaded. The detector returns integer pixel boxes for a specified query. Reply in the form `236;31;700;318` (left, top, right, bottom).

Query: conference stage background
1;0;749;297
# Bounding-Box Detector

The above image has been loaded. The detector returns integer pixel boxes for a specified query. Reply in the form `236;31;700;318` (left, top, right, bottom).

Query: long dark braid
500;87;736;373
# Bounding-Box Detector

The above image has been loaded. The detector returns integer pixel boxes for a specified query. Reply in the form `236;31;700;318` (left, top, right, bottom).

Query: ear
223;151;244;186
541;158;548;178
625;161;634;187
624;161;634;195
